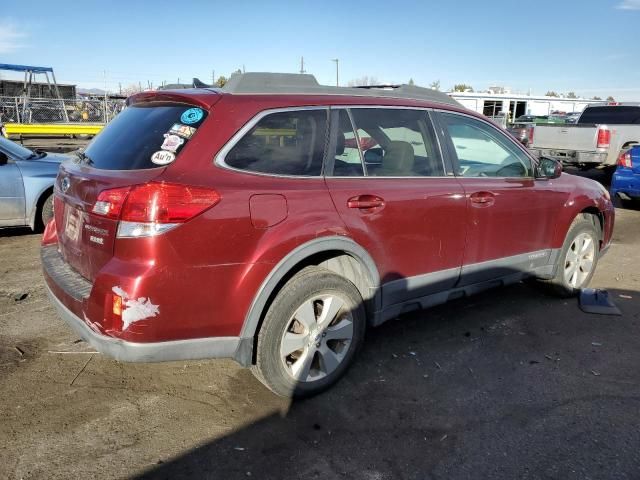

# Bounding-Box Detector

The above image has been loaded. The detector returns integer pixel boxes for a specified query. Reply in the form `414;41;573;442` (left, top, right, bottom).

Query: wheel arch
234;236;381;366
579;206;604;244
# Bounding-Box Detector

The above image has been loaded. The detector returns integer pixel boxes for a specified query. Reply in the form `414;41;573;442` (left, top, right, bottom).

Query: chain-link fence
0;96;126;124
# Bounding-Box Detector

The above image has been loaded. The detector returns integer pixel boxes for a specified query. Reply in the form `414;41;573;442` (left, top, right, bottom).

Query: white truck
528;103;640;168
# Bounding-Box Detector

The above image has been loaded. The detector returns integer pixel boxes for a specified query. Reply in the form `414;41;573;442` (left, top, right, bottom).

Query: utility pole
299;56;306;74
212;70;215;85
103;70;108;123
331;59;339;87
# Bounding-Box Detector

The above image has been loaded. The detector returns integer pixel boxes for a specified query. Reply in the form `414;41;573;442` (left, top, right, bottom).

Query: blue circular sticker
181;107;204;124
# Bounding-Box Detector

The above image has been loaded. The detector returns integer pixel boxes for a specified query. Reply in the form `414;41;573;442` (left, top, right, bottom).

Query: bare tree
429;80;441;91
545;91;560;97
120;83;143;96
566;91;577;99
452;84;474;92
592;96;602;100
347;76;379;87
606;96;616;102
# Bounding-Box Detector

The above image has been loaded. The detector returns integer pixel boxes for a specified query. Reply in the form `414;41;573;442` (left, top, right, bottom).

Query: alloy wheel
563;232;596;288
280;294;354;382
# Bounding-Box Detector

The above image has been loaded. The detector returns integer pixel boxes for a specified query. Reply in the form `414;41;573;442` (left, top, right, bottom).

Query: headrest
336;131;345;155
383;141;415;173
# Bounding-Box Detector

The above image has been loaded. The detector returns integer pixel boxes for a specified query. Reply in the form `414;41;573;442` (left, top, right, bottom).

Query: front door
324;108;467;313
0;160;25;224
435;111;567;285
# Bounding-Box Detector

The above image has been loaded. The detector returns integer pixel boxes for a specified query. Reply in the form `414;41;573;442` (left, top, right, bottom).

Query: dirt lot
1;209;639;479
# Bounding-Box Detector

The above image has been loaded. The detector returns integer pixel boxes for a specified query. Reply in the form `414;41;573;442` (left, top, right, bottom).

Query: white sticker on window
150;150;175;165
161;134;185;153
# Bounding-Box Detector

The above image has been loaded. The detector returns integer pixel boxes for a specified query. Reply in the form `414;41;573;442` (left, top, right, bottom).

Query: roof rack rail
220;72;461;107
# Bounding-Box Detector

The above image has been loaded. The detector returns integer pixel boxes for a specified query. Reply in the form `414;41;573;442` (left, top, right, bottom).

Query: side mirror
0;151;8;166
363;147;383;165
536;156;562;179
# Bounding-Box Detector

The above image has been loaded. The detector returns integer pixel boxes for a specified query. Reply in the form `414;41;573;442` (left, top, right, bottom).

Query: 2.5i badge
150;150;176;165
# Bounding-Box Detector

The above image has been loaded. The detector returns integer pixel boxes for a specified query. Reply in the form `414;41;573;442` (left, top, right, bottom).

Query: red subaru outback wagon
42;73;614;397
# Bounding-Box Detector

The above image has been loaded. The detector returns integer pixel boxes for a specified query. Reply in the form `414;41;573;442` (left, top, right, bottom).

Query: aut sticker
161;134;185;153
181;107;204;124
150;150;176;165
169;123;197;139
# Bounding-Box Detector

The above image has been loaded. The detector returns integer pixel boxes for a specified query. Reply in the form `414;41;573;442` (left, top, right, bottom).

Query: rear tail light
596;127;610;149
93;187;130;219
617;150;633;168
527;125;535;145
92;182;220;237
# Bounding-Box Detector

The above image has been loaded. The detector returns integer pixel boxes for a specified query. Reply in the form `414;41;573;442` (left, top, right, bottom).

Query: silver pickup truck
529;103;640;167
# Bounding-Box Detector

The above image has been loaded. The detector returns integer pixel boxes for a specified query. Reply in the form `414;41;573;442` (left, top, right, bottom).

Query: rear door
55;101;211;281
434;110;567;285
324;107;467;310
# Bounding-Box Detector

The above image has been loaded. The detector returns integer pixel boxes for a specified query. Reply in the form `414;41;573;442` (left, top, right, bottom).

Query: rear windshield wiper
73;150;94;165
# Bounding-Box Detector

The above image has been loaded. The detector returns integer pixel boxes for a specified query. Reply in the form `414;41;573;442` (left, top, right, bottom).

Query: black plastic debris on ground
13;292;28;302
579;288;622;316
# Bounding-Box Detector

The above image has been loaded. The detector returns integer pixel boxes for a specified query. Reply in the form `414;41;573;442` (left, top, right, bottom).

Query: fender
234;235;381;366
551;186;609;249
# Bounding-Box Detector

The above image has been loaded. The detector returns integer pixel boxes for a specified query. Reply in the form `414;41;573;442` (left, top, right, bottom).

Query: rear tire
545;213;600;297
252;266;366;398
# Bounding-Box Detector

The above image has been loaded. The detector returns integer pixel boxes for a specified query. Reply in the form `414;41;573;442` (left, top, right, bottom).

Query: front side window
225;109;328;176
440;113;532;178
344;108;444;177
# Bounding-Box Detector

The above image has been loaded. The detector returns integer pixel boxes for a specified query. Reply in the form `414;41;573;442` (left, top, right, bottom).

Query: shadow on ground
134;283;640;480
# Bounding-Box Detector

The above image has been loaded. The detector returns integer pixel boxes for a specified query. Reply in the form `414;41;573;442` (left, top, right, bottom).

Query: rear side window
578;106;640;124
225;109;328;176
347;108;444;177
84;103;207;170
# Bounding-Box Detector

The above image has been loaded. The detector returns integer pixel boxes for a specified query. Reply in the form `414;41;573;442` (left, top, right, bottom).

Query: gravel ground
0;208;639;480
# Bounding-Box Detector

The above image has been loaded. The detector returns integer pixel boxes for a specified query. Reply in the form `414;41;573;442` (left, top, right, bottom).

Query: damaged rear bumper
45;282;241;362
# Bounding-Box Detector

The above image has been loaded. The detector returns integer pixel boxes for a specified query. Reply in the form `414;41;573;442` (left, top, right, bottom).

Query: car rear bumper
530;149;608;165
42;245;242;363
45;282;240;362
611;170;640;199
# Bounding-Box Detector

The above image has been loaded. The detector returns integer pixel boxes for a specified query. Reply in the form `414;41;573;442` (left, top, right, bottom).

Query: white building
448;90;604;119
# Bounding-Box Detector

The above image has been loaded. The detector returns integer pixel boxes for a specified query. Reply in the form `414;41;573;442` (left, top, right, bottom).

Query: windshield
578;106;640;125
83;102;207;170
0;136;34;160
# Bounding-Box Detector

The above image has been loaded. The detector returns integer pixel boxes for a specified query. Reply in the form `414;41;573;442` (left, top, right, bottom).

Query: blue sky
2;0;640;99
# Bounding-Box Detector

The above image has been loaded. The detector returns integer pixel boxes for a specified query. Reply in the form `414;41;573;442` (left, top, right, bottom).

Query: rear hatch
55;97;215;282
531;124;599;151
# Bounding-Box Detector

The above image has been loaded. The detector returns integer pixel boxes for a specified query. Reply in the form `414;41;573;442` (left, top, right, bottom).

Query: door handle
347;195;385;210
469;191;495;207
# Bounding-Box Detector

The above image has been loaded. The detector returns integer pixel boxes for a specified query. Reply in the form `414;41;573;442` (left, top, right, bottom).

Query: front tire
252;266;366;398
547;213;600;297
36;193;54;231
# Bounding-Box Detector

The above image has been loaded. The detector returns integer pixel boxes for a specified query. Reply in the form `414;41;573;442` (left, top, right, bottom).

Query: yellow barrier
4;123;104;136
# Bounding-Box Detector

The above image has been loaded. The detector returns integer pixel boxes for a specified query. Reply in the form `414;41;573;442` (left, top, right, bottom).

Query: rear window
224;109;328;176
578;106;640;125
83;103;207;170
